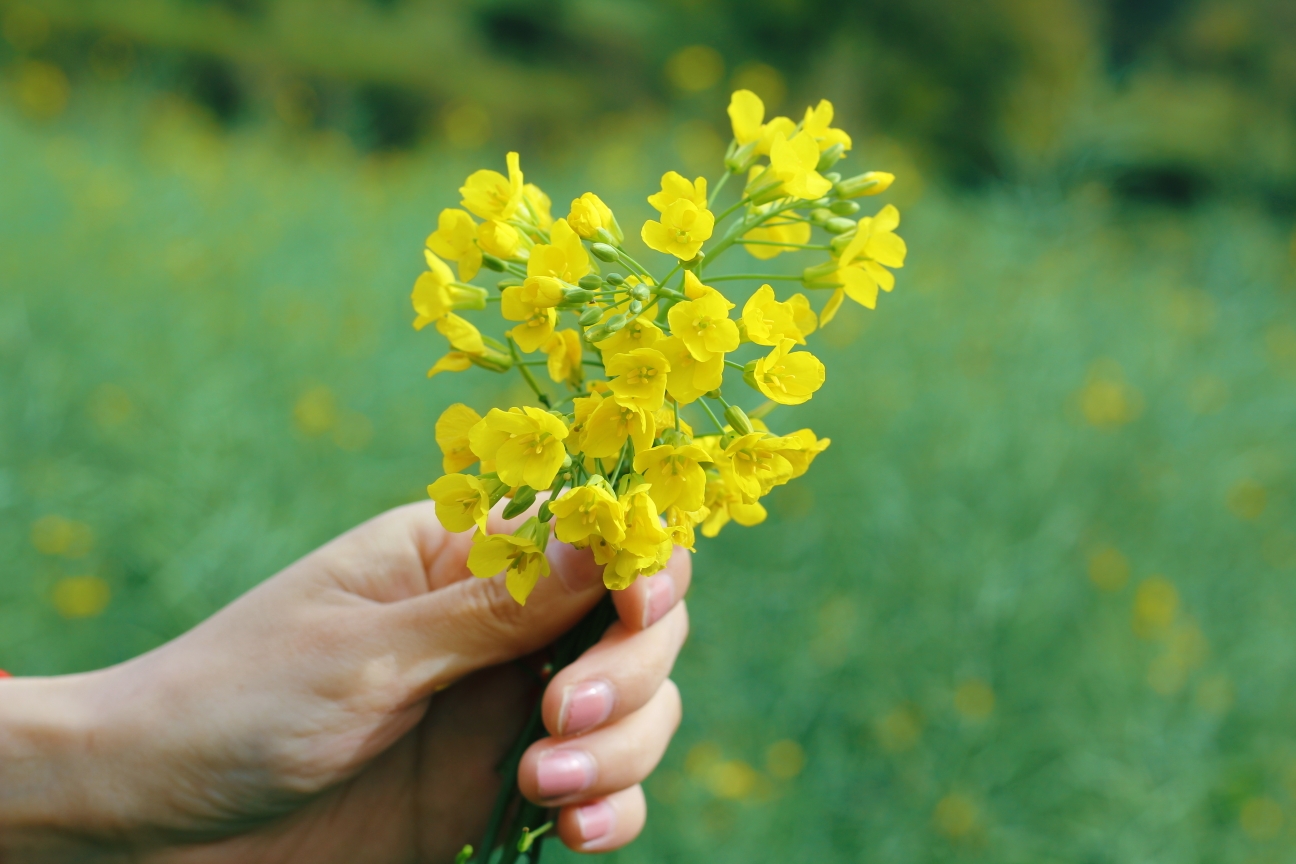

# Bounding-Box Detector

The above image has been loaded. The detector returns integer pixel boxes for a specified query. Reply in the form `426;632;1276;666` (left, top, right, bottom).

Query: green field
4;88;1296;862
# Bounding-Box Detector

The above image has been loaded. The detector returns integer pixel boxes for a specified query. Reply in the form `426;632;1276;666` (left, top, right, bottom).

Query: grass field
3;93;1296;862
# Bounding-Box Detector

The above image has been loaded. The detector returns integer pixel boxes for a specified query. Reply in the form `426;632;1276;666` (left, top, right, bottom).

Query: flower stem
707;170;732;208
706;274;803;282
698;398;726;434
724;359;746;371
508;337;552;407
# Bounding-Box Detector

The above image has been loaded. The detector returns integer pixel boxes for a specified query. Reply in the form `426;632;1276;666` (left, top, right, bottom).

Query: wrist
0;670;133;854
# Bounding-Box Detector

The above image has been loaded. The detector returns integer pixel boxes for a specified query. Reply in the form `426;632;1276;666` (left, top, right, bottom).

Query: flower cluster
417;90;906;604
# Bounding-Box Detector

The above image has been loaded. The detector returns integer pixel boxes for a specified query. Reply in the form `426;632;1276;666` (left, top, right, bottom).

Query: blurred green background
3;0;1296;860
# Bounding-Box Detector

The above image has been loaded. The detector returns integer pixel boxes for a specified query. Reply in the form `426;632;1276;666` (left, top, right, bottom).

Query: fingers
612;545;692;633
555;785;647;853
517;679;681;807
384;531;607;698
541;602;689;737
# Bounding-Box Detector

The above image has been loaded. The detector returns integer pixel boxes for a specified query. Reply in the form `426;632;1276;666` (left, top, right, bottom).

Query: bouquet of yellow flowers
414;89;905;862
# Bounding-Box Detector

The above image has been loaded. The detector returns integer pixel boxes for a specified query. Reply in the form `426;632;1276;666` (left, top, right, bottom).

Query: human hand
0;501;690;862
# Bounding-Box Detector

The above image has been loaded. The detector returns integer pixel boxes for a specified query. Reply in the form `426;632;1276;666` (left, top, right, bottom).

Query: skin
0;501;691;863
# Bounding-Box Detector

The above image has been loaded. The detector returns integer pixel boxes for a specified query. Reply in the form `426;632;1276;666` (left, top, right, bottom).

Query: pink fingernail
643;573;675;629
559;679;614;736
536;749;596;799
575;800;616;845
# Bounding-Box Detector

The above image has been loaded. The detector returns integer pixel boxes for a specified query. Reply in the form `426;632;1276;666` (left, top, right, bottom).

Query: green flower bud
497;277;523;290
659;427;693;447
681;251;705;271
593;227;618;247
830;230;857;255
605;272;626;286
723;404;754;435
481;254;506;272
578;273;603;291
823;172;842;184
725;138;760;174
502;485;538;519
816;143;845;172
741;360;759;392
603;313;629;333
834;171;895;199
478;473;510;506
467;339;514;373
628;299;643;315
629;283;650;302
801;260;839;287
809;208;835;226
536;500;553;523
578;305;603;327
829;199;860;216
591;243;619;262
824;217;857;234
560;287;596;305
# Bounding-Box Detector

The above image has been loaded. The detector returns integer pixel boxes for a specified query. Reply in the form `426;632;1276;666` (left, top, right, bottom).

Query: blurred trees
3;0;1295;209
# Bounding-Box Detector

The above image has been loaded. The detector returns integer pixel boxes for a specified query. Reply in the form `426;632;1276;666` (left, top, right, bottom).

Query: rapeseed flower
469;407;569;490
435;403;483;472
818;204;907;323
427;209;482;281
467;527;549;604
668;290;740;361
427;473;491;533
461;151;524;222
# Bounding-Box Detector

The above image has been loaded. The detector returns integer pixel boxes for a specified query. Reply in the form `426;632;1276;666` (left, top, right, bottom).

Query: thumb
385;526;608;696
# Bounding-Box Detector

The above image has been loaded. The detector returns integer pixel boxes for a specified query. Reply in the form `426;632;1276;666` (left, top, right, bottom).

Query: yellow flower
770;428;830;480
427;351;472;379
800;99;852;152
426;208;482;281
467;530;549;605
427;473;490;533
826;204;907;313
667;289;739;361
664;504;707;551
566;390;603;455
768;131;833;200
719;432;796;501
701;474;767;538
435;403;483;472
595;315;662;361
526;217;590;284
742;211;811;260
682;270;735;306
656;335;722;404
478;220;522;260
460;151;524;221
741;284;817;346
726;89;796;156
604;483;672;589
523;183;553;228
752;339;825;406
435;313;485;355
581;396;655;459
568;192;623;243
641;198;715;260
606;347;671;411
647;171;708;212
502;278;565;322
412;250;486;330
633;443;711;513
549;483;626;546
509;307;557;353
543;328;583;384
468;407;569;489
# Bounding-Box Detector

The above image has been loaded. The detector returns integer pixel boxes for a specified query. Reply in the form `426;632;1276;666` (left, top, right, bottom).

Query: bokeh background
3;0;1296;860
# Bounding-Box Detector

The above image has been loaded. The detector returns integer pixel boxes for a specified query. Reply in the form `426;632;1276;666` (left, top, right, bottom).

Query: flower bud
834;171;895;199
591;243;619;262
497;277;523;290
681;251;705;270
725;138;760;173
481;253;506;272
742;360;759;391
594;227;618;247
801;260;839;286
659;427;693;447
605;272;625;286
536;500;553;523
809;208;835;227
502;485;537;519
723;404;754;435
824;217;857;234
468;336;514;373
578;273;603;291
515;515;549;551
559;288;596;306
816;143;845;172
578;305;603;327
478;473;510;506
447;282;490;311
629;283;650;302
603;313;629;333
829;230;856;255
823;172;842;184
829;200;860;216
628;299;643;314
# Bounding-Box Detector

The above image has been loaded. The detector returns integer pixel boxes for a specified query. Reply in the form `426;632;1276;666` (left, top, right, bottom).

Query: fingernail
552;543;603;594
575;800;616;845
536;749;596;799
643;573;675;629
559;679;614;736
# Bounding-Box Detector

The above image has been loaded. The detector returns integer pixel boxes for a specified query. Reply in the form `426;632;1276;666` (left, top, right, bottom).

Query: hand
0;502;691;862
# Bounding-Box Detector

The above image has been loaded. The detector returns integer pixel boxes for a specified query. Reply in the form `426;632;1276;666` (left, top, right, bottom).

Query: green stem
656;261;683;291
697;398;726;434
736;240;830;250
707;170;733;208
508;337;551;407
706;274;803;282
724;360;746;371
712;196;750;228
